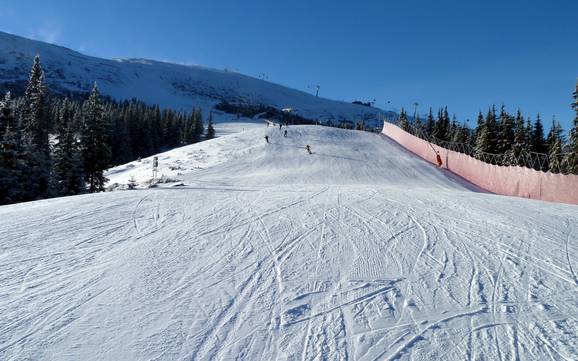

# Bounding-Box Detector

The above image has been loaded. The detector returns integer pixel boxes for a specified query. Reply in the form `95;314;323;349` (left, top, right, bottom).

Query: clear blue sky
1;0;577;130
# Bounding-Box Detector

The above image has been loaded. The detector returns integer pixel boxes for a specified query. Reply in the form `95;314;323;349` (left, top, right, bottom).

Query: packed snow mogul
265;135;269;143
305;144;312;154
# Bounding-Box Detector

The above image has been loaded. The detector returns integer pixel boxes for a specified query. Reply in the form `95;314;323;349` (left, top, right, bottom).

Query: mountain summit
0;31;387;123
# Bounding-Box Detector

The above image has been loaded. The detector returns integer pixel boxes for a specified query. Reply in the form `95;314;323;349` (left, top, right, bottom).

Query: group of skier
265;120;443;162
264;121;311;154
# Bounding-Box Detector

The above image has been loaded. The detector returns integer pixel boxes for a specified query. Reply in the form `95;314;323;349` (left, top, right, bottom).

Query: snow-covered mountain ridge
0;31;389;124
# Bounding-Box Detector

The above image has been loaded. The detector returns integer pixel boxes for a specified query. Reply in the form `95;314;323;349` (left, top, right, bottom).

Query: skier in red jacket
436;152;443;167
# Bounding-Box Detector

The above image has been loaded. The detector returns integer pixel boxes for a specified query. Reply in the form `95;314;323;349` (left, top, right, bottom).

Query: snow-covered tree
448;116;458;142
524;118;533;148
496;105;514;155
546;118;564;152
413;114;423;135
424;107;434;137
21;55;49;151
548;137;564;173
21;55;51;199
451;122;469;145
475;107;498;159
475;123;491;159
531;114;546;154
127;176;137;190
474;111;484;140
0;92;14;134
506;109;529;166
81;83;110;193
398;107;410;132
565;81;578;174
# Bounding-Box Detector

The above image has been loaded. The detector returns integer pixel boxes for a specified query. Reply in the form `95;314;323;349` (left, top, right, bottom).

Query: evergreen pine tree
164;110;179;148
206;112;216;139
475;107;498;161
545;117;564;172
465;124;476;151
118;110;133;162
424;107;434;137
548;136;564;173
565;81;578;174
507;109;528;166
142;105;153;153
398;107;410;131
529;114;547;170
21;55;49;151
486;106;499;154
546;118;565;152
531;114;546;154
21;55;50;199
182;113;194;144
441;107;451;141
193;107;204;142
150;105;162;153
127;176;137;190
451;122;469;145
0;95;24;204
413;114;423;135
448;116;458;143
524;118;533;148
496;105;514;155
432;107;450;142
109;105;131;164
0;92;14;133
475;121;492;160
0;125;24;204
81;83;110;192
52;99;85;196
475;111;484;140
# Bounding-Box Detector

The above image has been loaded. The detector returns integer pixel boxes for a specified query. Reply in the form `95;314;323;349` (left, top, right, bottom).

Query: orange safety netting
382;122;578;205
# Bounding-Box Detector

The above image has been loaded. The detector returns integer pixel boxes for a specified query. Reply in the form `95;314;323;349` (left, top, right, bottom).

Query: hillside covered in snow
0;31;389;125
1;125;576;360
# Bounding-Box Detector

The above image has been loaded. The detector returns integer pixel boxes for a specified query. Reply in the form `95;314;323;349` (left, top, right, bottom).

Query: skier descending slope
284;130;288;137
265;135;269;143
305;144;312;154
436;151;443;167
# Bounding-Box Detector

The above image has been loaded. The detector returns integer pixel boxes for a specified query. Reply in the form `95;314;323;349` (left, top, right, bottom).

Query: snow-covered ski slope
0;31;388;124
1;125;577;360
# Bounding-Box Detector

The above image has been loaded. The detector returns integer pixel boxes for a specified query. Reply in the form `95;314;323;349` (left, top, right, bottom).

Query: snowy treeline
0;55;216;205
398;88;578;174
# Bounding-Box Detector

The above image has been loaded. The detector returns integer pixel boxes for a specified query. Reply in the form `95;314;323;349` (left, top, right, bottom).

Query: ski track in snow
1;125;577;360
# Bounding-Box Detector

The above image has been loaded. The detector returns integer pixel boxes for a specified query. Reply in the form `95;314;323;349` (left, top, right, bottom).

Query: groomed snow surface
1;125;577;360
